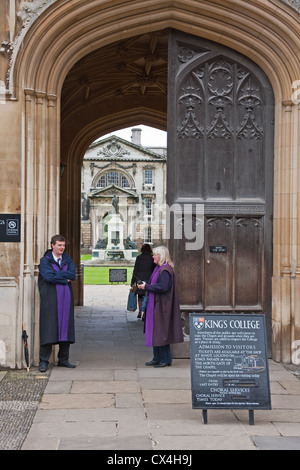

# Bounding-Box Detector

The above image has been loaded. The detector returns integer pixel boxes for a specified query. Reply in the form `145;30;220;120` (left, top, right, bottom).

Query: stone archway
60;31;169;305
1;0;299;366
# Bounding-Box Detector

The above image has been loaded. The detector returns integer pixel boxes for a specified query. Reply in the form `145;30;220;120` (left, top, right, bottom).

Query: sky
100;125;167;147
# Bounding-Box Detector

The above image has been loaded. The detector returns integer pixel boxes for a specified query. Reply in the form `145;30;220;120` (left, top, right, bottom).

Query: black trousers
40;341;70;364
152;345;172;365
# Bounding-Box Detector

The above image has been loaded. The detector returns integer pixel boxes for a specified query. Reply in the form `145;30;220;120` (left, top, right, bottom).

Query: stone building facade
0;0;299;367
81;128;167;253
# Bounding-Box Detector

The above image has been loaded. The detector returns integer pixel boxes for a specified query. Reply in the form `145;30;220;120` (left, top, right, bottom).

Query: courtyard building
81;128;167;254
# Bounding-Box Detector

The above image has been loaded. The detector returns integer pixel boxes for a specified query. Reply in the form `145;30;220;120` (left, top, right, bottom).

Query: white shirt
53;254;61;264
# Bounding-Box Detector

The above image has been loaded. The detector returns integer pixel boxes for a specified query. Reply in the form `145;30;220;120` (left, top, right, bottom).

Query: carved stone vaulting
60;31;169;163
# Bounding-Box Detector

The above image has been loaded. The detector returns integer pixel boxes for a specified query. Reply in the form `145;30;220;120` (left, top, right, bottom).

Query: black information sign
109;268;127;283
0;214;21;242
210;245;227;253
190;313;271;425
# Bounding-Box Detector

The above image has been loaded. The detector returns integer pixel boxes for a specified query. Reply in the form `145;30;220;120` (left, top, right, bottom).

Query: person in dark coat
139;246;183;367
131;243;155;318
38;234;76;372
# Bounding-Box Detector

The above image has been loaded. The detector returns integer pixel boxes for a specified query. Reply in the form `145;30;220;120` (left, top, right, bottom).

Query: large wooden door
167;31;274;339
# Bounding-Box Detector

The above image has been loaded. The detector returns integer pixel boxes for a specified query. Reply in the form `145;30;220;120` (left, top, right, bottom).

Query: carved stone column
272;100;296;363
293;102;300;358
23;88;59;365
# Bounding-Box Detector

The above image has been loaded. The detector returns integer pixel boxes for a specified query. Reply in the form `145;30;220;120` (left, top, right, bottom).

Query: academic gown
145;264;184;347
38;249;76;346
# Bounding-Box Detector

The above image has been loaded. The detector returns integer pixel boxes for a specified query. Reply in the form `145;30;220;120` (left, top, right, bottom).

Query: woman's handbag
127;288;137;311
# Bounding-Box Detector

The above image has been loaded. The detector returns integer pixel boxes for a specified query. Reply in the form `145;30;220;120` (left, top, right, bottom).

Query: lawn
81;254;93;261
82;263;134;285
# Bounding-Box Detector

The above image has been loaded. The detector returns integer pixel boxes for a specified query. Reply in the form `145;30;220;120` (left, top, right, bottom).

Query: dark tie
58;258;61;266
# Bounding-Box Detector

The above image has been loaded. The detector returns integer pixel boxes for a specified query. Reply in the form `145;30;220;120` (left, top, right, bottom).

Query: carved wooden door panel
204;216;263;310
167;31;274;335
205;217;233;309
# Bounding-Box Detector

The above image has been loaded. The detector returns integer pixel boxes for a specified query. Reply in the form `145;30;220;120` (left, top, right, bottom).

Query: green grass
82;265;134;285
80;255;134;284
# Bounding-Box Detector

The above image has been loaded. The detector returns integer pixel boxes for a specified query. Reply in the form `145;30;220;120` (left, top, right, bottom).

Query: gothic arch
9;0;300;365
12;0;299;101
64;108;167;169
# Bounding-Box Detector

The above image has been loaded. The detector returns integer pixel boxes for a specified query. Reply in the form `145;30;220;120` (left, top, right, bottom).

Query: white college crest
193;317;205;330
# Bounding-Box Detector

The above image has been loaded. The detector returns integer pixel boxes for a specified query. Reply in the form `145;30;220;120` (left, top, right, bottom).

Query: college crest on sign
193;317;205;330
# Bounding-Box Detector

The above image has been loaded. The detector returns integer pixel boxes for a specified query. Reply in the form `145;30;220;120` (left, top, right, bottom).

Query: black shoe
58;361;76;368
154;363;171;368
39;362;48;373
145;360;159;366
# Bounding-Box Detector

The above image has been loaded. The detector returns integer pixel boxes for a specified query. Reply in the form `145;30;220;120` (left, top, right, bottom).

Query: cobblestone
0;369;50;450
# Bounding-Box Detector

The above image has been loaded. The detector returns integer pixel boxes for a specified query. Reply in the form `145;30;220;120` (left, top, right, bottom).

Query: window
144;198;153;219
107;171;119;186
121;175;130;188
144;226;152;243
96;171;131;188
144;169;153;185
96;175;106;187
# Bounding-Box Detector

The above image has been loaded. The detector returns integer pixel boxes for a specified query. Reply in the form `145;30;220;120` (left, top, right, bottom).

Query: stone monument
91;195;138;262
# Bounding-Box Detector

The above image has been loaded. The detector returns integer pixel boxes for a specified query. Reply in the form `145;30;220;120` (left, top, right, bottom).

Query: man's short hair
51;234;65;246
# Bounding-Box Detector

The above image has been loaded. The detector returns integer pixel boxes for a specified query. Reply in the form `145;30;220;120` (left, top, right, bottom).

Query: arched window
96;171;131;188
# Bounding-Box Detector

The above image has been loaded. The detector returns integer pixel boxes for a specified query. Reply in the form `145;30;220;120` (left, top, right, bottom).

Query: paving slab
40;393;115;409
58;435;153;451
70;380;141;394
273;422;300;436
252;436;300;450
115;393;144;408
152;434;257;450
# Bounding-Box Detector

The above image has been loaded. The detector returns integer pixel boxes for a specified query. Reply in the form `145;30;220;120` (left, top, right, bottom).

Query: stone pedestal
91;248;138;262
107;214;124;250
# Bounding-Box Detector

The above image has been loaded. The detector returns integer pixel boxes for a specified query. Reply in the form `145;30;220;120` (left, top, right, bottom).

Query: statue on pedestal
112;195;119;214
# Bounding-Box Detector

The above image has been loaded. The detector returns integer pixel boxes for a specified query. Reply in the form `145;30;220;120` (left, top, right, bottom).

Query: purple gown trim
51;263;71;342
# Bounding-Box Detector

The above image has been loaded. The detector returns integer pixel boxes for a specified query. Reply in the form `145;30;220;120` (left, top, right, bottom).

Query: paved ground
2;285;300;451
